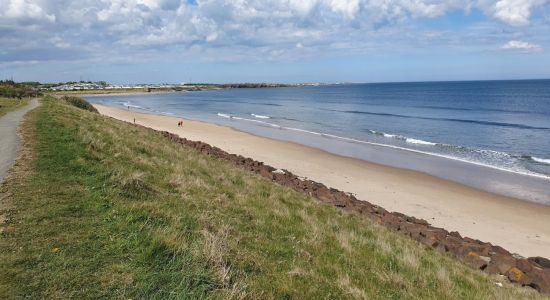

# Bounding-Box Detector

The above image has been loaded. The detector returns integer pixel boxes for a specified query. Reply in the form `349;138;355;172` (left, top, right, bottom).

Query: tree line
0;80;41;99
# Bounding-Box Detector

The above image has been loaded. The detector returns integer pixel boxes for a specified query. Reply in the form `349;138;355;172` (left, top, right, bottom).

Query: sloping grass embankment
0;96;543;299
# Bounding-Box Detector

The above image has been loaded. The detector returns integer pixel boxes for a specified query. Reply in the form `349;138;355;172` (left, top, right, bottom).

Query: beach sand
94;104;550;258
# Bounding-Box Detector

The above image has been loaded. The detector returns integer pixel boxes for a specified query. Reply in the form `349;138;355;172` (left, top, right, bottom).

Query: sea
85;80;550;204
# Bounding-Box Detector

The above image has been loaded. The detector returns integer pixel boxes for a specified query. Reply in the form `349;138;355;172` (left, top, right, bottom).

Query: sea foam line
532;157;550;165
251;113;270;119
121;102;145;109
216;112;550;180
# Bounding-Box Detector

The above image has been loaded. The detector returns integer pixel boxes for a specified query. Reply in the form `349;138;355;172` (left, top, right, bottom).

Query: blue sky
1;0;549;84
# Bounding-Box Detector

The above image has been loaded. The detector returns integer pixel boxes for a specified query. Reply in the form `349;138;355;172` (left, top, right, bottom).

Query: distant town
1;80;324;99
35;81;321;91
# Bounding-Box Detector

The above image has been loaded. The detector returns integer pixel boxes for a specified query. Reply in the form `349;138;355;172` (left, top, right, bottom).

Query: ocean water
86;80;550;203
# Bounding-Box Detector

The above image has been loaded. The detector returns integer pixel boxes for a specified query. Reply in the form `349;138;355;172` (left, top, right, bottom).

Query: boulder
529;268;550;293
506;267;527;284
489;245;511;256
466;251;489;270
449;231;462;239
529;257;550;269
485;254;517;274
517;259;534;274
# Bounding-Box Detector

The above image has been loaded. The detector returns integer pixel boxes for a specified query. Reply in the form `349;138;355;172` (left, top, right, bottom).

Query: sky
1;0;550;84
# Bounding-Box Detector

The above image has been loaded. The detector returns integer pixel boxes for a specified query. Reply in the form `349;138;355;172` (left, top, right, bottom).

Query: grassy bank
0;96;542;299
0;97;30;117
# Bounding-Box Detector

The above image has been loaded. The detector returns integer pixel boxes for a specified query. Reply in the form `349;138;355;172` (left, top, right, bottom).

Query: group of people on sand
177;120;184;127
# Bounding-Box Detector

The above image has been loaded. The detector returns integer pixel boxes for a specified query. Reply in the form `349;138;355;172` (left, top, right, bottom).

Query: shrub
0;80;41;99
62;96;98;113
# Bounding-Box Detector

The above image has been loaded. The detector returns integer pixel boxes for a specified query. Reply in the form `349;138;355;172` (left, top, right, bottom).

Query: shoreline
93;103;550;257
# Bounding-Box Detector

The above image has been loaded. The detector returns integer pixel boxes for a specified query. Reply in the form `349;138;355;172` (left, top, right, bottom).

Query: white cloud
502;40;542;51
1;0;55;22
479;0;547;26
326;0;360;19
0;0;549;66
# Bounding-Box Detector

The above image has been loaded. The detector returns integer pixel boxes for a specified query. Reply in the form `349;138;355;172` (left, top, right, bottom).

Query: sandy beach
94;104;550;258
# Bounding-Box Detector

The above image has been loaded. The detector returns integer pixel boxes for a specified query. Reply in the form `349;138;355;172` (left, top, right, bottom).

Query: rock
433;241;447;253
528;268;550;293
506;267;526;283
479;255;491;263
314;187;334;203
485;254;517;274
425;228;447;240
449;231;462;239
463;243;491;257
466;252;489;270
489;245;510;256
529;257;550;269
406;216;430;226
517;259;534;274
512;253;525;260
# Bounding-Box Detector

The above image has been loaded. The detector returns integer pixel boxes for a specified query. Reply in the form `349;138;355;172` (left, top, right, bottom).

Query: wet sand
94;104;550;258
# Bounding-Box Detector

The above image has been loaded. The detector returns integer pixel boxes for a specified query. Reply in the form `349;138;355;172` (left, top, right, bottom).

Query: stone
529;257;550;269
506;267;526;283
466;251;489;270
528;268;550;293
485;254;517;274
517;259;534;274
449;231;462;239
479;255;491;263
489;245;511;256
405;216;429;226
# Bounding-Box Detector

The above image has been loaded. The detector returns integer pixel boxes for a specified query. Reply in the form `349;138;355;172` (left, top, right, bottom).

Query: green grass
0;96;544;299
0;97;29;117
62;96;99;113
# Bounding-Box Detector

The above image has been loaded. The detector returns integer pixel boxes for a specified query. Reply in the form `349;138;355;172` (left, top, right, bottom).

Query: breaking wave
215;112;550;179
251;113;270;119
532;157;550;165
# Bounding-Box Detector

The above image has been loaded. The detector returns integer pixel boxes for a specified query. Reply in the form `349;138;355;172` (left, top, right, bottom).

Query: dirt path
0;99;39;184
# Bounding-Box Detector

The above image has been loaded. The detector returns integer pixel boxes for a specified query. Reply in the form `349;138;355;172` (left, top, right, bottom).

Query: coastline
93;103;550;257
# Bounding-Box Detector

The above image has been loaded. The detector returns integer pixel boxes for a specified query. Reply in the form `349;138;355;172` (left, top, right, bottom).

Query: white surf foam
122;102;145;109
215;111;550;180
406;138;437;146
532;157;550;164
324;135;549;179
218;113;282;128
251;114;270;119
